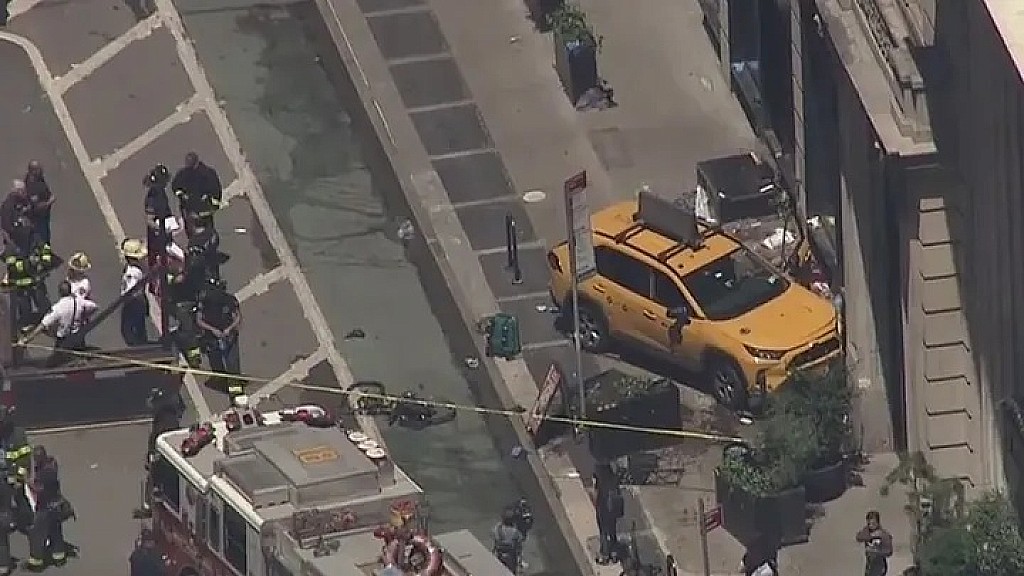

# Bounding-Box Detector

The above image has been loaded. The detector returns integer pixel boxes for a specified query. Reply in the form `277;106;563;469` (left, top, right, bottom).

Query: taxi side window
595;246;651;296
651;270;689;310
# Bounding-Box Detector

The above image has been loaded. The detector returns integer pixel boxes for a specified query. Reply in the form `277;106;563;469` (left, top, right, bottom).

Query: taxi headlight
743;345;787;362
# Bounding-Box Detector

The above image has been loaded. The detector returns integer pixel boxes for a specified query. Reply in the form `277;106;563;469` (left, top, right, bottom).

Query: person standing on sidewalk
856;510;893;576
593;463;624;565
24;161;54;247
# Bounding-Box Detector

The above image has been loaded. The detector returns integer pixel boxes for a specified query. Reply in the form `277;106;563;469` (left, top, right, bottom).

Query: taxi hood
716;284;836;350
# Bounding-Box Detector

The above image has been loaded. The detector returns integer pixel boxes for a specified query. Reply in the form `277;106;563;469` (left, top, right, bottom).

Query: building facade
701;0;1024;499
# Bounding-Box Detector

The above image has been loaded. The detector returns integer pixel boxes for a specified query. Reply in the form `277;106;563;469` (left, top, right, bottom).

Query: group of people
0;406;71;574
0;153;245;396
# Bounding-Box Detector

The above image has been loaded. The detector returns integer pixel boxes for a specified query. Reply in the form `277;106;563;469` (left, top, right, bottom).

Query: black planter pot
715;471;809;546
553;31;598;105
802;460;848;503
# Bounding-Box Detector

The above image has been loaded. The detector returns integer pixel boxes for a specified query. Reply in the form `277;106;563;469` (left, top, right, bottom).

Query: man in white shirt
18;281;97;365
120;239;149;346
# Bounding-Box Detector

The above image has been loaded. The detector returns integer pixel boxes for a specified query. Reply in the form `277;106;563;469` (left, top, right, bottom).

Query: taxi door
635;267;708;370
589;246;664;350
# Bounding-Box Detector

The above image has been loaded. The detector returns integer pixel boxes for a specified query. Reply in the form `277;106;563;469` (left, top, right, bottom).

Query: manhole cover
522;190;546;203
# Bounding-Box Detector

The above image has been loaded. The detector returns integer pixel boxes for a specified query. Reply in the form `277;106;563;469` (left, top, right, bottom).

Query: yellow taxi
547;192;841;410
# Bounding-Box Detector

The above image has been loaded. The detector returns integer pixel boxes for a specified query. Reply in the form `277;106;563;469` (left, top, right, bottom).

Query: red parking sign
702;505;722;532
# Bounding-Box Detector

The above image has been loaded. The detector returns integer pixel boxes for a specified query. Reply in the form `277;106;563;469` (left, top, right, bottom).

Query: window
208;500;222;553
682;248;789;320
151;458;180;513
223;504;248;574
594;246;651;296
651;270;690;310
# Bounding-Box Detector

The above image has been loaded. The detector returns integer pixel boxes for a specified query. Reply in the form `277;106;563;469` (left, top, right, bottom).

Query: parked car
547;190;841;411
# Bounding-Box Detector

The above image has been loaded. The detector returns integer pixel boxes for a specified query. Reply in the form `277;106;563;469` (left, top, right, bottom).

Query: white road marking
0;31;214;420
7;0;46;20
496;291;552;303
521;339;571;351
473;240;545;256
153;0;373;436
221;177;246;203
405;99;475;114
234;265;287;303
96;93;203;175
28;417;152;435
53;14;165;96
250;347;329;402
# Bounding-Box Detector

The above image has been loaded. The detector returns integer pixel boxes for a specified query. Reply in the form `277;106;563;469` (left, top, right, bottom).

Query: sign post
526;363;564;439
563;172;596;431
698;498;721;576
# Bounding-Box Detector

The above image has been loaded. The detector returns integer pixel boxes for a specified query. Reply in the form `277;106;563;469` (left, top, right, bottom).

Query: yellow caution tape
16;342;743;443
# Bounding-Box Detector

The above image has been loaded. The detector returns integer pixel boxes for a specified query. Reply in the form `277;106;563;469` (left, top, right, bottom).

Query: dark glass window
651;270;690;310
223;504;248;574
151;458;180;513
594;246;651;296
208;502;222;553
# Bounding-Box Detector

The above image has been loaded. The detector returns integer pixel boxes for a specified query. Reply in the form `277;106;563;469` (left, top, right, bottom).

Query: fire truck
150;400;515;576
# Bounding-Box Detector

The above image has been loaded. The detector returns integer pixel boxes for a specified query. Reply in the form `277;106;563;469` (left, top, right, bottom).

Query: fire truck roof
157;416;422;526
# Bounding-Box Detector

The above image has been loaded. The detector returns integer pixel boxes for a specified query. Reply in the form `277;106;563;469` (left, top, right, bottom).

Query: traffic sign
564;171;596;280
702;504;722;532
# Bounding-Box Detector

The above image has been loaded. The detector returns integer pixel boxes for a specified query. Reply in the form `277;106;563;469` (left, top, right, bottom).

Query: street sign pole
698;498;712;576
564;172;595;433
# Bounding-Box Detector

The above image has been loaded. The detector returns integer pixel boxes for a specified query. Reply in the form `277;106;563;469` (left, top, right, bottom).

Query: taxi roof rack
617;189;706;262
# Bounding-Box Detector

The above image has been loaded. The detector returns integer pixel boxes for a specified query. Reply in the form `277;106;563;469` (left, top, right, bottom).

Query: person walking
143;166;172;276
741;534;780;576
24;161;54;247
491;505;525;573
120;239;149;346
0;181;31;247
593;463;624;565
66;252;92;299
0;406;32;533
856;510;894;576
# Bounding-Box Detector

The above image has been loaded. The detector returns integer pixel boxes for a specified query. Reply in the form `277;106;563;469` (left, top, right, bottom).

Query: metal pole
698;498;711;576
505;213;514;269
510;219;522;285
568;217;584;432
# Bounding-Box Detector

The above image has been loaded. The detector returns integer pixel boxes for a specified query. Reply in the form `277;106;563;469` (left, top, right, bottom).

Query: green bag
486;313;522;360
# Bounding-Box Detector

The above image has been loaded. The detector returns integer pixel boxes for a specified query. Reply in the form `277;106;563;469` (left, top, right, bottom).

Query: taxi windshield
681;248;789;320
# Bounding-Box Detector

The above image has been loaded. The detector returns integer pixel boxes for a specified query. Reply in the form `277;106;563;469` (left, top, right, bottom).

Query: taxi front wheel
573;302;610;354
709;357;749;411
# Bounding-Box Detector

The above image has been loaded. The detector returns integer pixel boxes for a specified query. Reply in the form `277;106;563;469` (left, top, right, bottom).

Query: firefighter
2;242;50;332
165;256;204;367
120;239;149;346
25;451;68;571
129;528;166;576
0;454;14;576
195;277;242;397
185;214;224;282
171;152;223;236
0;406;32;534
491;505;525;572
144;165;172;274
135;388;183;519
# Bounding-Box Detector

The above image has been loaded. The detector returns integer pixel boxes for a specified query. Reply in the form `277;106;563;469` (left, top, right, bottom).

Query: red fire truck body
151;405;512;576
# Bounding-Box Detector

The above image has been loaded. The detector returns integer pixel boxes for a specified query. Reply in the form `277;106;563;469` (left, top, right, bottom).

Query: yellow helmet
120;239;148;260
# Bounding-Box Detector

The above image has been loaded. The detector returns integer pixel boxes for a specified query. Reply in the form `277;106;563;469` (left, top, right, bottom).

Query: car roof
591;201;740;274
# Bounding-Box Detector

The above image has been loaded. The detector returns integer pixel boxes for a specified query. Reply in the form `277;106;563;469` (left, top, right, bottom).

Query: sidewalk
315;0;916;573
421;0;916;573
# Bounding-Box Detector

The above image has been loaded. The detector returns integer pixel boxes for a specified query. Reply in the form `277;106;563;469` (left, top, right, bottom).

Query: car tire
707;355;749;411
573;301;611;354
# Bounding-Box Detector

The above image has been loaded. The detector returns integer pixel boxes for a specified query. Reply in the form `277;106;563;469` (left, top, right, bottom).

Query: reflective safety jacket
172;163;223;218
3;254;37;287
1;427;31;484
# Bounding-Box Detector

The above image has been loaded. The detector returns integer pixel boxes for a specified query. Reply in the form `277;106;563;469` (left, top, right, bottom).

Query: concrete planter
802;459;848;503
715;471;809;546
553;30;598;105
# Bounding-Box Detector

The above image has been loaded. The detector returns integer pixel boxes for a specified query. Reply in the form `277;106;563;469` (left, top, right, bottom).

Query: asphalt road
171;3;572;573
0;1;573;574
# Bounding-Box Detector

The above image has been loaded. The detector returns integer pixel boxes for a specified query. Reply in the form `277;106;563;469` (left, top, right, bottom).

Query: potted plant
776;362;855;503
913;491;1024;575
715;409;815;546
546;4;602;105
